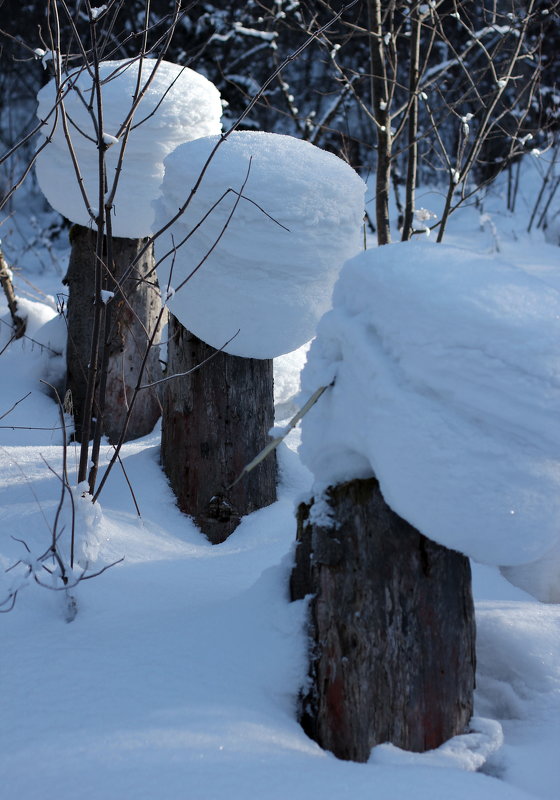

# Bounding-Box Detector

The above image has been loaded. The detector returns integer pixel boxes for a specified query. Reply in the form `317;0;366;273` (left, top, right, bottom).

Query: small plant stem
401;9;422;242
78;7;107;483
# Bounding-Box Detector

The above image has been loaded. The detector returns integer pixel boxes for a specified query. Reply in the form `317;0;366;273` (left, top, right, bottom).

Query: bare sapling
0;383;122;620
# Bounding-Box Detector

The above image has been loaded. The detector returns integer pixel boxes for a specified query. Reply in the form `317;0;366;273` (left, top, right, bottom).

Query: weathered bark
161;314;276;544
64;224;162;443
291;477;476;762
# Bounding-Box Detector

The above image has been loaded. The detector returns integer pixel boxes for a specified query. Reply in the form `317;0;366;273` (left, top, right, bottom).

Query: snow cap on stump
300;240;560;567
35;59;222;238
153;131;366;359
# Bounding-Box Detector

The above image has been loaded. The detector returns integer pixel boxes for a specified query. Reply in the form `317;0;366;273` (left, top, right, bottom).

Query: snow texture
35;59;222;237
274;343;309;421
153;131;366;358
300;240;560;567
501;548;560;604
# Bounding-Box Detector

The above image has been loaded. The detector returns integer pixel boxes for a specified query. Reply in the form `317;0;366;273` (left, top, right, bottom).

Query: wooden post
161;314;276;544
290;477;476;762
64;225;162;443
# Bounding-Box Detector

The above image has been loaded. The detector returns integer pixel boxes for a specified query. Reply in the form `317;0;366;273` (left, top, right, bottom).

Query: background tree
2;1;558;242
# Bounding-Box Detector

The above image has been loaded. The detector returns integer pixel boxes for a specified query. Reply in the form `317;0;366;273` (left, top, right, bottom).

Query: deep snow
1;156;559;799
153;131;366;358
300;240;560;567
35;59;222;237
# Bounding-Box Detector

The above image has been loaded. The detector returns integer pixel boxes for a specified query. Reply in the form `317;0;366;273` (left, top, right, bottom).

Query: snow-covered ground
1;156;559;799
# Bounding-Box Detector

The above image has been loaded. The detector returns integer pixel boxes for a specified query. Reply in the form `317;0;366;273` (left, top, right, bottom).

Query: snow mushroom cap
35;59;222;238
153;131;367;359
300;240;560;567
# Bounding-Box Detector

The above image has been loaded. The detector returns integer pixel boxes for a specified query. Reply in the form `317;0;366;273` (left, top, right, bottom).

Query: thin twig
0;393;30;421
139;330;240;390
229;382;333;489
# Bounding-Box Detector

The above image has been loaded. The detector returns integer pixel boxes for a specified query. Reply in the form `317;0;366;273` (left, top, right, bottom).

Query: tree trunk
290;477;476;762
161;314;276;544
401;9;422;242
64;225;162;444
368;0;392;245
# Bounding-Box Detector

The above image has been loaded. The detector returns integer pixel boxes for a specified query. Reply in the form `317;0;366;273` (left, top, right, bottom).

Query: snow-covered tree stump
64;224;162;443
161;314;277;544
290;477;476;762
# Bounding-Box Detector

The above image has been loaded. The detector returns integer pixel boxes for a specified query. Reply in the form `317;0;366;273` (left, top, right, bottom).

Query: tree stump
290;477;476;762
64;225;162;443
161;314;276;544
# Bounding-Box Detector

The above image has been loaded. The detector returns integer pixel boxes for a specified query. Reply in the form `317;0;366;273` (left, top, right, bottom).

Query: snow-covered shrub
153;131;366;358
300;240;560;567
35;59;222;238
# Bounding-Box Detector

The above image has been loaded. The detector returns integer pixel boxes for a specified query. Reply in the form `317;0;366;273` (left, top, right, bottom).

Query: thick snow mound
501;543;560;603
153;131;366;358
35;59;222;237
300;240;560;566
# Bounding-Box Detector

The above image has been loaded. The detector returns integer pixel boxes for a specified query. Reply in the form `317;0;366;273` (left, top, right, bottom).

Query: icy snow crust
35;59;222;237
300;240;560;566
153;132;366;358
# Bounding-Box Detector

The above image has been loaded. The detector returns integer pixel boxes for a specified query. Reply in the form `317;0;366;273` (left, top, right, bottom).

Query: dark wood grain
291;477;476;762
161;314;276;543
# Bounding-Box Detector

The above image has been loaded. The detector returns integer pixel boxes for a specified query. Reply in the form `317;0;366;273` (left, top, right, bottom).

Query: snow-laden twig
0;247;26;338
229;382;333;488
